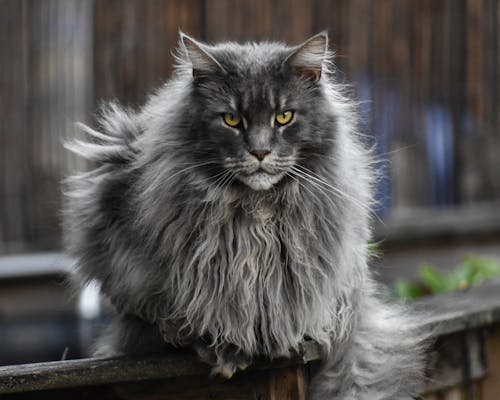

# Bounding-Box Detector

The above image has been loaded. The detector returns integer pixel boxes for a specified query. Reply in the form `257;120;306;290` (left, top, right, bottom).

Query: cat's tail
309;295;429;400
65;102;141;165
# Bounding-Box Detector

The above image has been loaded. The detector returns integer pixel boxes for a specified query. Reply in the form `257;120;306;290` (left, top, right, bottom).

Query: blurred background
0;0;499;366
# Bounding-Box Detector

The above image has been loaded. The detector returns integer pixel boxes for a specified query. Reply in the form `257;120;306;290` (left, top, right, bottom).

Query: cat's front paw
194;340;252;379
210;355;250;379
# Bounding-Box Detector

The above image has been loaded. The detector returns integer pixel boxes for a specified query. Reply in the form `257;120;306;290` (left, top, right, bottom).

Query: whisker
296;165;383;224
291;165;374;217
286;170;340;214
205;169;235;221
286;171;338;211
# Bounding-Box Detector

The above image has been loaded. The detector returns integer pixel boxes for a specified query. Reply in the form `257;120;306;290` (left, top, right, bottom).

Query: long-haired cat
64;32;426;399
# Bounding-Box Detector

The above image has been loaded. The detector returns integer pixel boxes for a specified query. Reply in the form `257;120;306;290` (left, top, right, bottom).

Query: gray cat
64;32;427;399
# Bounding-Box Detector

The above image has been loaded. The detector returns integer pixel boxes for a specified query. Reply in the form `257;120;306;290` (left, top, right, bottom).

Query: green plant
394;255;500;301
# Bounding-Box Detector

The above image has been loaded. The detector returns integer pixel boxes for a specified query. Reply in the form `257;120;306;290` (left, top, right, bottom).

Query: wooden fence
2;278;500;399
1;0;499;252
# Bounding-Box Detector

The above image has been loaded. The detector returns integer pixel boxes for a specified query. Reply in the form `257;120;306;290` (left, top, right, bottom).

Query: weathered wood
2;280;500;397
114;373;270;400
93;0;203;106
415;280;500;397
112;365;308;400
0;253;73;279
268;366;307;400
0;0;93;253
373;239;500;286
2;0;500;252
424;329;487;394
414;278;500;336
482;324;500;400
375;202;500;244
0;341;320;395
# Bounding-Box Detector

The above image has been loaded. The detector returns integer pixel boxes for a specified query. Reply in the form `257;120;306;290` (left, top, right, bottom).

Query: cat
63;32;427;399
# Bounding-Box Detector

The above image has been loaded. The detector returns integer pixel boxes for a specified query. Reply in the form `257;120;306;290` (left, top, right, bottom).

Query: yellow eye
223;113;241;127
275;110;294;125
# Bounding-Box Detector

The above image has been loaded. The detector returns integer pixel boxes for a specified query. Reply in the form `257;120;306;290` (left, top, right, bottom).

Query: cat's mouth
224;156;294;191
236;169;286;191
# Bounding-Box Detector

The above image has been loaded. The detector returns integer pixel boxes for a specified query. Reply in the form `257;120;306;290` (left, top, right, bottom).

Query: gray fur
63;33;427;398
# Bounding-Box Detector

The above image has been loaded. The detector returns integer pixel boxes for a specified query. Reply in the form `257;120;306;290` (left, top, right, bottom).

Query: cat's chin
237;171;285;191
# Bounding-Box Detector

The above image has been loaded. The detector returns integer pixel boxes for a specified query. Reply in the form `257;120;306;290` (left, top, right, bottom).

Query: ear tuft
285;32;328;82
179;32;225;79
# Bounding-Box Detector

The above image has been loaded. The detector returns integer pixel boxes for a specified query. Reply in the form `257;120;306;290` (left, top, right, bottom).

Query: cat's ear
179;32;226;79
285;32;328;82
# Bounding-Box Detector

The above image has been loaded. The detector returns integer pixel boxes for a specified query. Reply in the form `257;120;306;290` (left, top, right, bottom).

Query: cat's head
176;32;336;191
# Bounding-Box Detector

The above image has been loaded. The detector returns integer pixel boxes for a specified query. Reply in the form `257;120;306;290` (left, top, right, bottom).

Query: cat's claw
211;360;249;379
211;363;237;379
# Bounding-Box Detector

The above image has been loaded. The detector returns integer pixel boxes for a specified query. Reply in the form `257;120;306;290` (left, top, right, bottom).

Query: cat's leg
93;314;171;357
193;338;252;378
309;298;427;400
95;314;251;378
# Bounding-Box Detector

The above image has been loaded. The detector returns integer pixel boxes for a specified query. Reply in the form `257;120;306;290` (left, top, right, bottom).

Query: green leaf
392;255;500;301
395;280;423;301
419;264;447;294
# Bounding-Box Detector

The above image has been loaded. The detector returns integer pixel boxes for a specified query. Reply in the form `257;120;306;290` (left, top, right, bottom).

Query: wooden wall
0;0;92;253
1;0;499;252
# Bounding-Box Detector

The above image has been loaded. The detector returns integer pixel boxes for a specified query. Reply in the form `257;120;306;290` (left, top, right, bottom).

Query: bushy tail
310;295;429;400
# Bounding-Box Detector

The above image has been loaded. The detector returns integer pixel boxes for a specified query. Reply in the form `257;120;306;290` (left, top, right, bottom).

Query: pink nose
250;149;270;161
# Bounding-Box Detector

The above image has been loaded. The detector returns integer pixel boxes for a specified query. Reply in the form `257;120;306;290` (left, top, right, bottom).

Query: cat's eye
275;111;294;126
223;113;241;128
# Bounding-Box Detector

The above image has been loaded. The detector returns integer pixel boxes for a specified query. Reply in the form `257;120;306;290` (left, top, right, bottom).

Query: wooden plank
2;0;500;251
204;0;313;44
112;366;307;400
415;278;500;336
0;341;320;394
442;387;465;400
374;240;500;286
375;202;500;244
2;279;500;395
0;364;312;399
0;354;209;394
0;0;26;251
113;371;271;400
93;0;202;105
466;0;485;122
482;325;500;400
0;252;73;279
0;0;93;253
268;366;307;400
204;0;273;42
424;330;487;394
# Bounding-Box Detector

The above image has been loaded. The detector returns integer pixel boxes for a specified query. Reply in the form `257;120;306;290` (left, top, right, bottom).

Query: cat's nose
250;149;271;161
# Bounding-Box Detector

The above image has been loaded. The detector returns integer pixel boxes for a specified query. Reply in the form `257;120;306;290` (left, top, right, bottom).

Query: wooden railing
1;279;500;399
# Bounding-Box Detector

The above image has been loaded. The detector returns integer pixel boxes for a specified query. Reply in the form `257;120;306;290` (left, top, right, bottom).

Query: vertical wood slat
482;325;500;400
1;0;500;252
203;0;314;44
268;366;307;400
1;0;28;250
204;0;271;42
0;0;93;253
93;0;202;106
483;0;500;198
466;0;484;123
